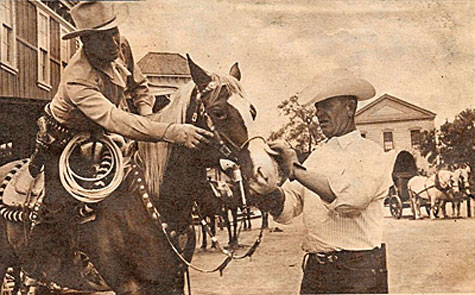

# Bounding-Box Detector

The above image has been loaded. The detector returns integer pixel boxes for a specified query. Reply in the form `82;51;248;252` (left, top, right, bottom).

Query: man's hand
268;141;300;181
164;124;214;148
252;187;285;217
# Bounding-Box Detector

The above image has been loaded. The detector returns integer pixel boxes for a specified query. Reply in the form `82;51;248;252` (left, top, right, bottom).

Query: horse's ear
229;62;241;81
187;54;212;88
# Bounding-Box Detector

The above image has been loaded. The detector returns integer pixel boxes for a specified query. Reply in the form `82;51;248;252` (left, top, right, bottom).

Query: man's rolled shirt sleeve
273;180;306;224
326;167;372;215
66;79;169;142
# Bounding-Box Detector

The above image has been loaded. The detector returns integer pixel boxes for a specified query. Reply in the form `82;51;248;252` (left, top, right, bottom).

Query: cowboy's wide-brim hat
303;77;376;106
62;1;119;40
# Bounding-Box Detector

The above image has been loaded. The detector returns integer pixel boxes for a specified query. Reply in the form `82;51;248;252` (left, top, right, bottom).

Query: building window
0;0;17;72
360;132;367;138
383;131;394;151
60;27;70;69
37;10;51;89
411;130;421;149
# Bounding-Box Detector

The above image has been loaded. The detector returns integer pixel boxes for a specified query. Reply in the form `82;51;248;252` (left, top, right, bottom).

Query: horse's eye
211;110;228;120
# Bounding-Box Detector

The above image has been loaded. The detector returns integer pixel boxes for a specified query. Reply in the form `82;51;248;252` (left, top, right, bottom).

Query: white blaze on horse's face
227;94;254;130
186;55;278;192
246;138;282;195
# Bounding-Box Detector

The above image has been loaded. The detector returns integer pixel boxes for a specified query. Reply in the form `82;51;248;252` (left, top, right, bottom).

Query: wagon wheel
389;195;403;219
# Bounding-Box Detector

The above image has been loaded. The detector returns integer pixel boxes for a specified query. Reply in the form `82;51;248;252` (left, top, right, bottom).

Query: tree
268;95;324;161
420;108;475;170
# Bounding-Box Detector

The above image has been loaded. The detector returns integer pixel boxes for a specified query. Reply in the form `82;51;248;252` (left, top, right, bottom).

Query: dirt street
190;204;475;294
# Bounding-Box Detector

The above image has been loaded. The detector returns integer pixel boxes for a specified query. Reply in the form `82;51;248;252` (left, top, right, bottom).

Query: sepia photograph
0;0;474;294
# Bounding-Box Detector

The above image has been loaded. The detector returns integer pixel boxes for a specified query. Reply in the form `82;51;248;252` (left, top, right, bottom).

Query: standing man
261;78;394;294
16;1;212;282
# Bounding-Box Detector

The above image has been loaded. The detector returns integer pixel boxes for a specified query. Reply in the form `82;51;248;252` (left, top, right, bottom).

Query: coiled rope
59;132;124;203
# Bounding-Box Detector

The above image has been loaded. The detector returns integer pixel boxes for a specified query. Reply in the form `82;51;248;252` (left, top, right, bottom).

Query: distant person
258;78;394;294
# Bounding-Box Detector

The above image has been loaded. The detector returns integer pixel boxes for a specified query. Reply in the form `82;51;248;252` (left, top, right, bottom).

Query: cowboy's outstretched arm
65;80;212;147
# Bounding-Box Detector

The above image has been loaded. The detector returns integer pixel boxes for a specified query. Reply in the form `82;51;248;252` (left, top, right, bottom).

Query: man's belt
42;104;75;147
305;244;386;266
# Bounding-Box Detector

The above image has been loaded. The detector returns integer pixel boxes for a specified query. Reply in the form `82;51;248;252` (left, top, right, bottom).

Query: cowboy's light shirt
275;130;395;253
49;36;171;142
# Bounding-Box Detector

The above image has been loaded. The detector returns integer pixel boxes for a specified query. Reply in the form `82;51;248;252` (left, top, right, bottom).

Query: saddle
2;161;44;208
1;160;96;225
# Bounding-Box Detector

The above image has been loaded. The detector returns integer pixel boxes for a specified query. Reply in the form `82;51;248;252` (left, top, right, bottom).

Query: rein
132;162;262;276
139;83;267;276
414;171;457;199
193;200;264;261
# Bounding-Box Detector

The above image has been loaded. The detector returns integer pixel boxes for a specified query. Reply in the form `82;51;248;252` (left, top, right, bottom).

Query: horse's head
454;165;471;195
437;169;460;195
187;55;255;153
187;56;282;195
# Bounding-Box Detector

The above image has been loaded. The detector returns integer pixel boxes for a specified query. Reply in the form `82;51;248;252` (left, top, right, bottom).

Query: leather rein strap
134;83;266;276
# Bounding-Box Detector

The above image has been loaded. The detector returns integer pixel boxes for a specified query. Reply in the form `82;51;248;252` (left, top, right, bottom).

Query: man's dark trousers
300;244;388;294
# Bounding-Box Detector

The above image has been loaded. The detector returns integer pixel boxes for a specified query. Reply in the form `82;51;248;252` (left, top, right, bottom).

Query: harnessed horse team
407;165;471;220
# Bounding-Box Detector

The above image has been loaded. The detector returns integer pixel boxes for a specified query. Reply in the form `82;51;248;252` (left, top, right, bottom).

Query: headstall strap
191;91;203;124
193;83;240;163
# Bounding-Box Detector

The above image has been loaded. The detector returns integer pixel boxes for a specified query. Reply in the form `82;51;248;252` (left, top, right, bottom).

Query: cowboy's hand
165;124;214;148
268;141;299;181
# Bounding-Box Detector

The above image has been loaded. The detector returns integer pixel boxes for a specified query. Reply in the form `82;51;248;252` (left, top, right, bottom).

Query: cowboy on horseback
12;1;212;284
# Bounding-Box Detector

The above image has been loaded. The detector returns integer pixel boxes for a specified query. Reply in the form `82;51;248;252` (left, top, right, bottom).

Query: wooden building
355;94;436;171
0;0;78;164
137;52;192;112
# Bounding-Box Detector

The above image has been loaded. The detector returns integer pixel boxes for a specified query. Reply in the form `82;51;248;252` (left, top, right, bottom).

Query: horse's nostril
255;166;268;182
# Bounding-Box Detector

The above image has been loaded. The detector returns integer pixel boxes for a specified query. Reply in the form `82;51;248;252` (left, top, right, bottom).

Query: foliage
420;108;475;170
268;95;323;160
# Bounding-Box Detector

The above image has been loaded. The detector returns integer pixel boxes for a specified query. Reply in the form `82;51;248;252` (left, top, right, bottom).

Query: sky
116;0;475;136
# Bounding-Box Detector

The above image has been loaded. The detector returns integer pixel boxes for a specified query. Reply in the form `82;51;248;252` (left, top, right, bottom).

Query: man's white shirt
275;130;395;253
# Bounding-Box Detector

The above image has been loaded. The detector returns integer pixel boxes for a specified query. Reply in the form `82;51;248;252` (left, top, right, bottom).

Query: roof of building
355;93;436;124
137;52;191;76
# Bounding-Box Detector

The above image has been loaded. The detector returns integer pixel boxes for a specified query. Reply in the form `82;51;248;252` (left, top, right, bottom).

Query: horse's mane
138;83;194;196
137;73;245;197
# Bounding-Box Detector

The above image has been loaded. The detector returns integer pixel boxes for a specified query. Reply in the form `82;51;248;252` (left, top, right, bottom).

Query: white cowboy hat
303;77;376;106
62;1;119;40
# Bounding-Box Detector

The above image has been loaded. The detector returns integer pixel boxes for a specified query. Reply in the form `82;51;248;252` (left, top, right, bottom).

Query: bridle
190;80;264;164
152;80;266;274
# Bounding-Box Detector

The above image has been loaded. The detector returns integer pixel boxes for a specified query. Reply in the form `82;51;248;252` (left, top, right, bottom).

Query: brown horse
0;56;274;295
196;179;251;250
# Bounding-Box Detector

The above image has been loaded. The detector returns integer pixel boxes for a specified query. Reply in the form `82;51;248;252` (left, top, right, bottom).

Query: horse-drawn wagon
385;151;432;219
